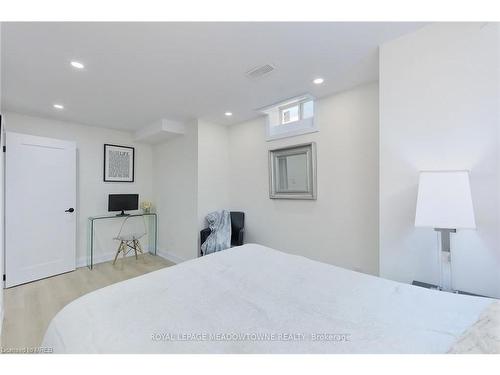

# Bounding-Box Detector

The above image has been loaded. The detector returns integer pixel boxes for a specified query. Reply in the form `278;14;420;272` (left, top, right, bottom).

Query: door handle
65;208;75;213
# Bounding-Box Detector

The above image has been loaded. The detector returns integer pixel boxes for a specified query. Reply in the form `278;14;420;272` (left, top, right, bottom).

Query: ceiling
1;22;426;131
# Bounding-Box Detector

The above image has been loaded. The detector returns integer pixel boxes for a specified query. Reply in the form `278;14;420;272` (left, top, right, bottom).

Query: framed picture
103;144;135;182
268;142;317;200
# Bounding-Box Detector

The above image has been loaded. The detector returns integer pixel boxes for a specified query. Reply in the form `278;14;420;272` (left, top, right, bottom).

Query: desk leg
89;220;94;270
154;215;158;255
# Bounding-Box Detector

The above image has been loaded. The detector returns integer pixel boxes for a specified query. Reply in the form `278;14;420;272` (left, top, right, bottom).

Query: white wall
228;83;380;275
3;112;154;266
153;120;198;263
197;120;230;230
379;23;500;297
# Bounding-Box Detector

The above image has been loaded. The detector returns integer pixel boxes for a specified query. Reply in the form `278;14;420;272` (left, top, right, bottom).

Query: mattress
42;244;495;353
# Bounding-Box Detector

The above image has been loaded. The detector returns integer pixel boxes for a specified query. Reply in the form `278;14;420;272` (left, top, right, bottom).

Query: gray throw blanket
201;210;232;255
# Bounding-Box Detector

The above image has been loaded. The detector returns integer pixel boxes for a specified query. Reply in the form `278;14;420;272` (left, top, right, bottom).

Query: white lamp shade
415;171;476;229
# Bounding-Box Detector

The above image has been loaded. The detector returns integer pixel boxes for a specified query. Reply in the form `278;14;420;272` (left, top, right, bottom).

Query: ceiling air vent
246;64;275;79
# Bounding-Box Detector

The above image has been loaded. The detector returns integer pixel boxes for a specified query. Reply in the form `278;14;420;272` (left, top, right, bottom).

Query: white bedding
42;244;494;353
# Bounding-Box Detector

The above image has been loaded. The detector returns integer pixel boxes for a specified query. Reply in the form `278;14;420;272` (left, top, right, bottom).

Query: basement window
260;94;318;141
279;99;314;125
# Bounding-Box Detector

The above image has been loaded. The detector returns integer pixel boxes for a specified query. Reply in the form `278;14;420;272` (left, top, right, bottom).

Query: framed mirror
269;142;317;200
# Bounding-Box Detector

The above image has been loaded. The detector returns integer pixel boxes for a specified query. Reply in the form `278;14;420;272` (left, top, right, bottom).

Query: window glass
281;105;299;124
302;100;314;119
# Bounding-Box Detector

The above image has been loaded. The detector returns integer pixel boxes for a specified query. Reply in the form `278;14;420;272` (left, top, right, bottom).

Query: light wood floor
1;253;174;350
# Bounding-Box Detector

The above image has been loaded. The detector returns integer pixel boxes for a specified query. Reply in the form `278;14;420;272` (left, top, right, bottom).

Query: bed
42;244;499;353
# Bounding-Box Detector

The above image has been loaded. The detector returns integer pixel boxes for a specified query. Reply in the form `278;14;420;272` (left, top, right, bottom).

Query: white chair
113;216;147;265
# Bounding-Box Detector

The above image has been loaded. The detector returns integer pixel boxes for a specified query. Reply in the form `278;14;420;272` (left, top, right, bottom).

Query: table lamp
414;170;476;291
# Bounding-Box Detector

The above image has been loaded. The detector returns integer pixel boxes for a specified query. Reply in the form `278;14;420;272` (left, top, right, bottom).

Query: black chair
200;211;245;255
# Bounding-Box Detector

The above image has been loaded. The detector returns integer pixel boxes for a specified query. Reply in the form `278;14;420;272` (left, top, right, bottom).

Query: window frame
278;99;313;126
260;94;318;141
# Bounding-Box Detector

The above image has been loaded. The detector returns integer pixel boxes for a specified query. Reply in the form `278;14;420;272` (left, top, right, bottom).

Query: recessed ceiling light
53;104;64;110
224;112;233;117
70;61;85;69
313;77;324;85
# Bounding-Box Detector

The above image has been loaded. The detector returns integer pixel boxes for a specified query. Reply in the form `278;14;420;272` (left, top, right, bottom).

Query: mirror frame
268;142;317;200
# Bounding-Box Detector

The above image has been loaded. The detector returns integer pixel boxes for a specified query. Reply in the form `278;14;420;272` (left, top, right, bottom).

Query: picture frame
103;144;135;182
268;142;317;200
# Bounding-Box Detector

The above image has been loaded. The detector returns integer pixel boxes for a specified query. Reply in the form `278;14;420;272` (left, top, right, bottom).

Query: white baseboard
156;249;186;264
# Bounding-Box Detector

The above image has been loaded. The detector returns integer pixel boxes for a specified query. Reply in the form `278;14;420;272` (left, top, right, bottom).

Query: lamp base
434;229;456;291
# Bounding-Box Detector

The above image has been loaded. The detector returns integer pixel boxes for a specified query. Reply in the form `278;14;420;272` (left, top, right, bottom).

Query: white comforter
42;244;494;353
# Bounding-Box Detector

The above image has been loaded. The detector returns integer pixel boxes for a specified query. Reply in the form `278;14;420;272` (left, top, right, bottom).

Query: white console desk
87;213;158;269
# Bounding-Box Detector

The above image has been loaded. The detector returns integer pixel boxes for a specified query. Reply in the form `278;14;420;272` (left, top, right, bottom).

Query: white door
5;132;76;287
